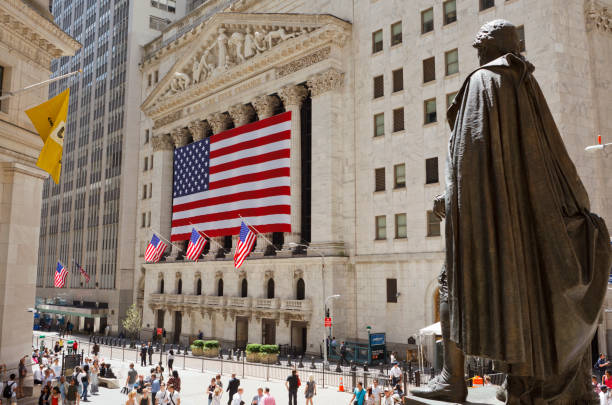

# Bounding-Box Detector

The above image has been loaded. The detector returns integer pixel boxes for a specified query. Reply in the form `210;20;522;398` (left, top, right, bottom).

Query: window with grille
148;74;152;87
150;155;154;169
375;167;385;192
372;30;383;53
144;156;148;171
395;214;407;238
517;25;526;52
426;157;439;184
424;99;437;124
148;183;152;198
375;215;386;240
149;15;170;31
145;129;150;144
141;212;146;228
480;0;494;11
373;75;384;98
421;8;434;34
142;184;147;199
445;49;459;75
154;70;159;83
391;21;402;46
392;69;403;92
427;211;441;236
446;92;457;109
393;108;404;132
444;0;457;25
394;164;406;188
374;113;384;137
423;57;435;83
386;279;398;303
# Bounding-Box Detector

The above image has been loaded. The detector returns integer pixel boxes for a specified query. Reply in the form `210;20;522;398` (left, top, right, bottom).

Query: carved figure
191;56;203;84
244;26;267;58
170;72;191;92
264;27;296;49
410;20;611;404
228;31;245;63
215;27;230;70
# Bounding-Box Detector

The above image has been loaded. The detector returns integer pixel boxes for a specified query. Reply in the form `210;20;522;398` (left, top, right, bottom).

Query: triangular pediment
141;13;351;118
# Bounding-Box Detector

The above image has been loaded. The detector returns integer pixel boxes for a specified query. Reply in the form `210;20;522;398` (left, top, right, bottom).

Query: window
147;212;151;227
375;215;386;240
142;184;147;199
177;278;182;294
395;214;407;239
154;70;159;83
427;211;441;236
217;278;224;296
296;278;305;300
392;68;403;92
393;107;404;132
196;278;202;295
446;92;457;109
445;49;459;75
241;278;248;297
150;155;154;169
373;113;384;137
423;57;435;83
391;21;402;46
426;157;439;184
267;278;275;299
386;279;398;303
0;66;4;111
444;0;457;25
148;183;152;198
480;0;495;10
517;25;526;52
373;75;384;98
394;164;406;188
421;8;434;34
141;212;146;228
372;30;383;53
151;0;176;13
144;129;150;144
424;98;437;124
375;167;385;192
144;156;148;171
148;74;152;87
149;15;171;31
159;278;164;294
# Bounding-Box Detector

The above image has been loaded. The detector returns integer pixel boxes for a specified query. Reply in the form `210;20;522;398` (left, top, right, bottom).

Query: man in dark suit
147;342;154;366
226;373;240;405
140;343;148;367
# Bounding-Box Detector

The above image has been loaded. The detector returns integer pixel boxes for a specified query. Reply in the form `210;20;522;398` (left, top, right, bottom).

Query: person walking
148;343;154;366
65;378;79;405
90;360;99;395
79;365;89;402
3;373;17;405
230;387;243;405
370;379;383;405
206;378;217;405
380;388;393;405
226;373;240;405
126;363;138;392
251;387;265;405
262;387;276;405
349;382;366;405
125;390;137;405
156;382;167;405
150;373;161;404
389;362;402;388
164;384;180;405
72;340;78;354
304;375;316;405
16;357;26;399
50;386;61;405
211;387;223;405
140;388;152;405
597;354;611;381
167;371;181;393
141;344;148;367
285;370;299;405
167;350;175;373
38;385;50;405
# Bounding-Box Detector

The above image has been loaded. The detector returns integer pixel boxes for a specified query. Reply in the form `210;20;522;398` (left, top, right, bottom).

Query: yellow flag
25;88;69;184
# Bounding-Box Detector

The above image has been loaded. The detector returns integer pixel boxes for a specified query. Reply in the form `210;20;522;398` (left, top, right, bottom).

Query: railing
165;294;184;304
281;299;312;311
183;295;202;305
205;296;226;307
149;294;165;304
254;298;280;309
227;297;251;308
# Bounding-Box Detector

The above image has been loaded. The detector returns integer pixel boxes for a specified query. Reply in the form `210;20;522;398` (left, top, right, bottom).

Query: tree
122;304;142;339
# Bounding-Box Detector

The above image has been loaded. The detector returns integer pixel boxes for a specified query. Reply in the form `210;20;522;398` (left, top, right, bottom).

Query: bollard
335;362;342;373
298;355;304;368
363;362;368;372
287;355;292;367
275;355;281;366
415;370;421;387
351;364;357;391
350;361;356;372
310;356;316;370
430;367;435;379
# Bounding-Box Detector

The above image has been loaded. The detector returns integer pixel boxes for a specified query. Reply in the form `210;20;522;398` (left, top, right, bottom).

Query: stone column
252;95;281;254
278;85;308;251
151;133;174;259
306;69;346;255
207;113;233;257
188;120;211;142
228;103;256;127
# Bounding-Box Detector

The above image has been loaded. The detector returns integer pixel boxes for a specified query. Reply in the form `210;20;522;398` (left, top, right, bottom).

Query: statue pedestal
406;386;503;405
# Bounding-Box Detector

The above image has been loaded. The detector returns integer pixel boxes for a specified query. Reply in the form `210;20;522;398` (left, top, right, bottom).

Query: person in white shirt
6;374;18;405
33;364;44;385
371;379;383;405
389;362;402;387
52;359;62;382
231;387;244;405
156;382;167;405
165;384;180;405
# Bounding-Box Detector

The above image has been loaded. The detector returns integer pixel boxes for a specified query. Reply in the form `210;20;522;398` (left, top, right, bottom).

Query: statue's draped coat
446;54;611;395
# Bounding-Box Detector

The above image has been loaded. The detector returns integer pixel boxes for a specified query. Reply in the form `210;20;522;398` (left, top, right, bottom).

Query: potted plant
259;344;280;364
191;340;205;356
245;343;262;363
203;340;220;358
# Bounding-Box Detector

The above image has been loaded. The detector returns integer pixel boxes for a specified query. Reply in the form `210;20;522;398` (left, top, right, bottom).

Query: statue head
473;20;521;65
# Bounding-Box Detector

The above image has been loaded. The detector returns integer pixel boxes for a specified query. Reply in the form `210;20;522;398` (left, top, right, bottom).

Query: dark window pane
423;57;435;83
424;99;437;124
445;49;459;75
376;215;386;240
394;164;405;188
375;167;385;192
480;0;494;10
391;22;402;46
446;92;457;110
392;69;403;92
393;108;404;132
386;279;398;303
374;113;384;137
426;157;439;184
427;211;441;236
373;75;384;98
372;30;383;53
421;8;434;34
444;0;457;24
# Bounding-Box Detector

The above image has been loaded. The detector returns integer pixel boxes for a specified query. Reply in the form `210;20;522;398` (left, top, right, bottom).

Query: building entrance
173;312;182;344
291;321;307;355
235;317;249;349
262;319;276;345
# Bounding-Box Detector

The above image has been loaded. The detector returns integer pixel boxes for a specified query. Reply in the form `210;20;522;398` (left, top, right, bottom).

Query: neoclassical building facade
136;0;612;358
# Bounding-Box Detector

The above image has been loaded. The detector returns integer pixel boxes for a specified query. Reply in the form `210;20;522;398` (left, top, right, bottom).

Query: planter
246;352;260;363
203;347;219;358
259;353;278;364
191;346;204;356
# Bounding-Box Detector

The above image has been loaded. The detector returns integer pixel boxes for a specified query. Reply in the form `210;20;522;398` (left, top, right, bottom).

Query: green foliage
191;340;205;348
246;343;262;353
121;304;142;339
260;344;279;354
203;340;219;349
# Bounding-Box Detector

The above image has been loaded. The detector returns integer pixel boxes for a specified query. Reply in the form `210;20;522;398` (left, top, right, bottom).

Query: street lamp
323;294;341;369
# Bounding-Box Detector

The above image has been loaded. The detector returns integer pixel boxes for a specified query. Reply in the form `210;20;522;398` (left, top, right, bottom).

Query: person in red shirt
72;341;78;353
602;370;612;389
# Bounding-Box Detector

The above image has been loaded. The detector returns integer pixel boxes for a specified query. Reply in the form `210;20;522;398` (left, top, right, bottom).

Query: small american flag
234;222;256;269
186;228;207;261
145;234;167;263
76;261;90;283
54;261;67;288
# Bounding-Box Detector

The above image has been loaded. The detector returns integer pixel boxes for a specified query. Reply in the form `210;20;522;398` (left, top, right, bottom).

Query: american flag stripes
170;112;292;241
54;261;67;288
145;234;167;263
76;261;90;283
186;228;207;261
234;222;256;269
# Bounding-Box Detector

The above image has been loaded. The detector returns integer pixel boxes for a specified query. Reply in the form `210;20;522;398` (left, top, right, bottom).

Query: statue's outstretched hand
433;194;446;219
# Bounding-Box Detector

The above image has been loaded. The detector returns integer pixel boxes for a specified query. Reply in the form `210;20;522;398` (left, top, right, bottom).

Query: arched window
217;279;224;296
196;278;202;296
177;279;182;294
267;278;275;299
296;278;305;300
241;279;248;298
159;279;165;294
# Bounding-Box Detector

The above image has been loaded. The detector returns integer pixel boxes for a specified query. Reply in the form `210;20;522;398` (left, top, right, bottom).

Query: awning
419;322;441;336
36;304;108;318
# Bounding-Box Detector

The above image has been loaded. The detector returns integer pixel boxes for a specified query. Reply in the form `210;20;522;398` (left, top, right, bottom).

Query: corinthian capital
188;120;211;142
278;84;309;108
171;127;191;148
307;68;345;97
252;95;280;119
228;103;256;127
207;112;232;134
152;134;174;152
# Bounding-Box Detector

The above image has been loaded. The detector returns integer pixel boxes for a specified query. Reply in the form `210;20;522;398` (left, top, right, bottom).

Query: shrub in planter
202;340;220;357
246;343;262;362
190;340;206;356
259;344;279;363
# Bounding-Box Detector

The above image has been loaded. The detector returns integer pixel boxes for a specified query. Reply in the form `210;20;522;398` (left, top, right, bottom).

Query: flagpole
238;214;277;248
0;69;82;101
188;222;223;250
148;228;185;252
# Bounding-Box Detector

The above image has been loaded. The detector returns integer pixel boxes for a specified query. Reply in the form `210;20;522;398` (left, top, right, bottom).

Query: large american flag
54;261;67;288
234;222;256;269
171;112;292;241
145;234;167;263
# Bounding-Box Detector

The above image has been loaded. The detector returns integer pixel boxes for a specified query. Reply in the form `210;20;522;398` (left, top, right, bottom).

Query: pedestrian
371;379;382;405
126;390;137;405
65;378;79;405
51;359;62;382
59;376;68;403
207;378;217;405
90;360;99;395
304;375;316;405
262;387;275;405
211;387;223;405
349;382;366;405
365;388;376;405
72;340;78;354
230;387;243;405
604;370;612;390
381;388;393;405
340;342;347;366
141;344;148;367
3;373;17;405
140;388;152;405
285;369;299;405
156;382;167;405
215;374;223;389
135;375;147;395
78;365;89;402
92;343;100;357
38;384;50;405
148;342;154;366
50;387;61;405
251;387;265;405
597;354;611;381
164;384;180;405
226;373;240;405
167;350;174;373
126;363;138;392
17;357;26;399
389;362;402;387
150;373;160;403
198;330;204;340
167;371;181;393
33;364;44;385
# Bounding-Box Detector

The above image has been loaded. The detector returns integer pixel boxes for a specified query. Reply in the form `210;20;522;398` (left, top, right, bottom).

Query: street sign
324;317;332;327
157;328;162;336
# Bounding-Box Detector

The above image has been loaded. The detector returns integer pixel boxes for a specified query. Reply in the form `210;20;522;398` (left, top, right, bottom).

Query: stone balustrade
227;297;252;308
205;296;226;307
281;299;312;312
165;294;184;305
254;298;280;309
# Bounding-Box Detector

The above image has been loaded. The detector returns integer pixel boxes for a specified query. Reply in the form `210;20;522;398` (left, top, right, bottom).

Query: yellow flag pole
0;69;81;101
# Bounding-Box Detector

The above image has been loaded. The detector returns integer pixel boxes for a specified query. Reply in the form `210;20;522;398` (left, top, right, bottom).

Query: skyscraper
35;0;186;333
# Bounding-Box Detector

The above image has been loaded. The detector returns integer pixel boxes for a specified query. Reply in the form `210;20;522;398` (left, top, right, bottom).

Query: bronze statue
411;20;611;404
